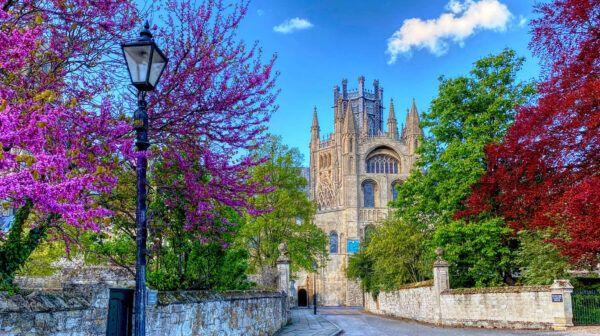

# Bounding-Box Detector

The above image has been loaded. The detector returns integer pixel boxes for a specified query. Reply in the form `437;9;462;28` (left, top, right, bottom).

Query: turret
343;102;356;135
342;100;356;175
361;111;369;138
376;79;383;100
358;75;365;95
311;107;320;146
387;98;398;139
374;79;383;132
342;79;348;99
404;98;423;154
334;88;343;119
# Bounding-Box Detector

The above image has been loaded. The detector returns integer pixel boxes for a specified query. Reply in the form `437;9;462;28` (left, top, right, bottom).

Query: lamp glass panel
148;50;167;87
124;45;152;83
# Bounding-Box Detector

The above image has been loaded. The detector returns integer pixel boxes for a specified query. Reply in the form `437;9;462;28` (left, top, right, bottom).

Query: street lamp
121;21;168;336
312;261;318;315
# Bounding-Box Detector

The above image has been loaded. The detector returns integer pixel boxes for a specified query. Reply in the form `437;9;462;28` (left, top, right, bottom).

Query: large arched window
362;180;376;208
329;231;338;253
366;154;399;174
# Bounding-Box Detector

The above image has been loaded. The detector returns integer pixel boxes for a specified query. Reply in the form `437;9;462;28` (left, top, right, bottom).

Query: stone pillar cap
433;247;449;267
277;242;290;264
551;279;574;290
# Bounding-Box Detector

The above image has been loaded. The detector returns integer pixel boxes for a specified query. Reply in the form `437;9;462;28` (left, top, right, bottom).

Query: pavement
276;308;342;336
278;307;600;336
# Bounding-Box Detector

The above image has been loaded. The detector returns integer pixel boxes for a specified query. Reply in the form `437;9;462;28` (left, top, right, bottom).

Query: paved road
318;307;598;336
276;308;341;336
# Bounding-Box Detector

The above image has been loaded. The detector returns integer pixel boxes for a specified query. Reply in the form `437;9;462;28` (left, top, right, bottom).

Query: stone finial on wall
277;243;289;263
550;279;574;330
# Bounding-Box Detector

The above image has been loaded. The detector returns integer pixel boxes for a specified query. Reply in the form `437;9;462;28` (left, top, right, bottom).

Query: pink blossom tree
0;0;278;285
144;0;278;237
0;0;138;286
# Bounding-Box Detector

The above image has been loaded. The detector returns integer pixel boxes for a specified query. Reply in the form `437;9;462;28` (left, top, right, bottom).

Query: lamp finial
140;20;152;39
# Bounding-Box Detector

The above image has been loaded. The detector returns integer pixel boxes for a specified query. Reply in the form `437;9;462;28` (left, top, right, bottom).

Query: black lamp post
312;261;318;315
121;21;167;336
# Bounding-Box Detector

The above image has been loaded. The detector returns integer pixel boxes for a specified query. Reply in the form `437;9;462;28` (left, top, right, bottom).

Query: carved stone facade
294;77;423;307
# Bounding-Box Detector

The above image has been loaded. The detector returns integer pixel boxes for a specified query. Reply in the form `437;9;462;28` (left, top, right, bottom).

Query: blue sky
237;0;540;165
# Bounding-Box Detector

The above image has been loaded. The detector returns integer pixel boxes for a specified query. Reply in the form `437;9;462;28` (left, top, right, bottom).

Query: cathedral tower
296;77;423;307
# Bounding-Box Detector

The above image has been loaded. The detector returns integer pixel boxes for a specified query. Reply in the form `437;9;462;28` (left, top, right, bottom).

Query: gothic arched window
362;180;376;208
366;154;399;174
329;231;338;253
391;181;401;201
364;225;376;244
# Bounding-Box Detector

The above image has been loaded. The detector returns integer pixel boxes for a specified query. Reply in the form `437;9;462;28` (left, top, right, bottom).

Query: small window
392;181;401;201
329;231;338;253
362;181;376;208
364;225;375;243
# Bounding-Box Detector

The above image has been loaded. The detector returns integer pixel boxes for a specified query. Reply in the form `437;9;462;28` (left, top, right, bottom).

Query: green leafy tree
394;49;535;230
348;217;431;294
145;185;252;291
359;49;535;290
432;217;514;287
515;229;570;285
238;135;327;282
82;162;252;291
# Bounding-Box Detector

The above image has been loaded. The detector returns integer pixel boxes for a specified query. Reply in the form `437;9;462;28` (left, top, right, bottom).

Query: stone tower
296;77;423;307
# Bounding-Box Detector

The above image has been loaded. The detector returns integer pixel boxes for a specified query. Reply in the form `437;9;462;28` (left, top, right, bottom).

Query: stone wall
13;266;134;290
147;291;288;336
0;284;112;336
364;255;575;330
0;286;288;336
441;287;557;329
366;284;571;330
364;281;435;324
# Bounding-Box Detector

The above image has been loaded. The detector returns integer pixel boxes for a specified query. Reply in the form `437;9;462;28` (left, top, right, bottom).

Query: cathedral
294;76;423;307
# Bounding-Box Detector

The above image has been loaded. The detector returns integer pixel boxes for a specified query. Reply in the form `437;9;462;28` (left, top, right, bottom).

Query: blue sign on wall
347;239;360;254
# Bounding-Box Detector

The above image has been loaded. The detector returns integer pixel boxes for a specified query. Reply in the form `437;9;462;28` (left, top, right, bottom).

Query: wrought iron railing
573;289;600;325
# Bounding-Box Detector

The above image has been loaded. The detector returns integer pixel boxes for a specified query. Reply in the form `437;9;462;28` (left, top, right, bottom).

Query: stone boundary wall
364;254;574;330
13;266;134;290
365;282;573;330
365;282;435;323
440;286;556;329
0;285;288;336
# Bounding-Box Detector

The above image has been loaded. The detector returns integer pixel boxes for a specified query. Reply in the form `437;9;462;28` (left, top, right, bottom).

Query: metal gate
106;288;134;336
572;289;600;325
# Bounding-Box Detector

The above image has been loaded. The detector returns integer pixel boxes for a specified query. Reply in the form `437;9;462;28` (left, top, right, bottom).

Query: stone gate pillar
550;279;574;330
433;247;450;324
276;243;291;297
433;247;450;293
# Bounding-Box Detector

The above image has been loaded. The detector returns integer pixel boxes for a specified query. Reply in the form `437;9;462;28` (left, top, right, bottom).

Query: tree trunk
0;201;54;289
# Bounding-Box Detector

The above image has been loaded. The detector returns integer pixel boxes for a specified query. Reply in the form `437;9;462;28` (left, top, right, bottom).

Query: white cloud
387;0;512;63
446;0;465;13
518;15;528;28
257;9;265;17
273;17;313;34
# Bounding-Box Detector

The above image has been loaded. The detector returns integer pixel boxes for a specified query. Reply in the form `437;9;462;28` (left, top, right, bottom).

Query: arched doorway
298;289;308;307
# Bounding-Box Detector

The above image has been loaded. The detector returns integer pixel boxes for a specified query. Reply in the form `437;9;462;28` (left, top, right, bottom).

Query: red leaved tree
461;0;599;266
